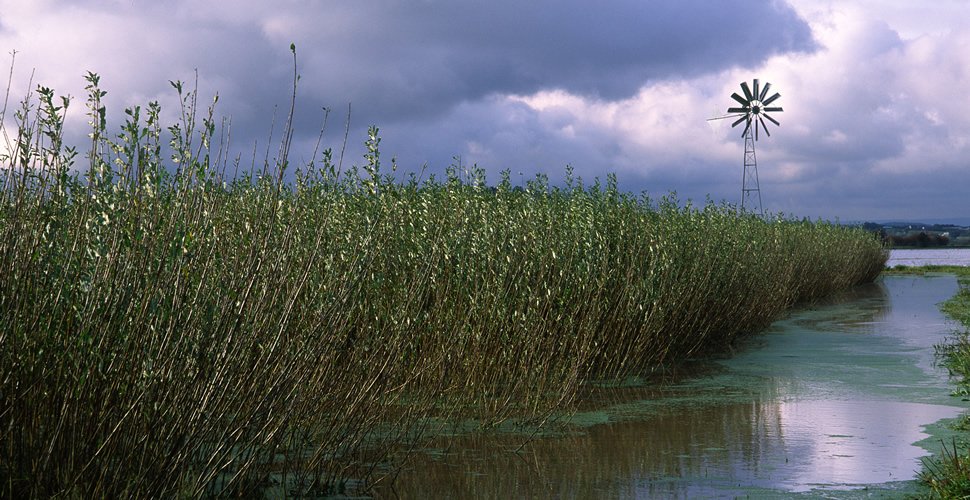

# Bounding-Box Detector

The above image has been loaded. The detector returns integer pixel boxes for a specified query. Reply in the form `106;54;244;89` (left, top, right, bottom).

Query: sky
0;0;968;222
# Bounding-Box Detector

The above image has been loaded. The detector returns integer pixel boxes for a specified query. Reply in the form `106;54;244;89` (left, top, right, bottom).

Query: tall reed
0;70;887;497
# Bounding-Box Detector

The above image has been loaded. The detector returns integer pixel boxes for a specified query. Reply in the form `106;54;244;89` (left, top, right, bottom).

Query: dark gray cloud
1;0;817;154
176;0;817;192
292;0;816;124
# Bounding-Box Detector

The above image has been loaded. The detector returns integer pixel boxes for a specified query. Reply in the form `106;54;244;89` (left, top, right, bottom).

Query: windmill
709;79;782;217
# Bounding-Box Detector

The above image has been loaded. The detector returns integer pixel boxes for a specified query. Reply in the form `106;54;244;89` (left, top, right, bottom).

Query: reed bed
0;73;887;497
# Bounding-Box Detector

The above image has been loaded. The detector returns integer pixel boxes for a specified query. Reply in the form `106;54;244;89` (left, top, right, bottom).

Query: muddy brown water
378;275;969;498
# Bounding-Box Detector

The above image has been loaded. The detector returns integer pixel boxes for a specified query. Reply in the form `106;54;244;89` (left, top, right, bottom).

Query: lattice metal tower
741;129;762;216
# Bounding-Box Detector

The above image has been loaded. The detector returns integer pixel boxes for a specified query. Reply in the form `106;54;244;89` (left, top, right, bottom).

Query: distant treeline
860;222;969;248
885;231;950;247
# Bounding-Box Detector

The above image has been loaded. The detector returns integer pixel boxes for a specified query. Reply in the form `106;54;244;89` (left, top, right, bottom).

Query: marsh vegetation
920;266;970;497
0;67;887;496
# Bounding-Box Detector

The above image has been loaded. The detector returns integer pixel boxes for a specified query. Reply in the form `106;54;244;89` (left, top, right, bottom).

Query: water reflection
777;400;957;492
381;276;967;497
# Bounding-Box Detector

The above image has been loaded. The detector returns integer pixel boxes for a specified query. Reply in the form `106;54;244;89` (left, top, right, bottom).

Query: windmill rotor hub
726;78;782;141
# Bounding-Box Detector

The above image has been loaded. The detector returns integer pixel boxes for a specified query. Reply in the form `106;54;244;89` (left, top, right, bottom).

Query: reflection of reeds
380;399;790;498
0;69;887;496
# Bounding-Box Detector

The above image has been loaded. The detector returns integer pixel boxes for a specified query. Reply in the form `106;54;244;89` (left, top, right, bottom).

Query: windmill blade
759;82;772;101
753;79;760;103
759;116;771;137
763;113;781;126
732;115;748;127
763;92;782;106
731;92;748;106
741;118;752;138
740;81;754;101
755;118;760;140
727;107;748;113
763;106;783;112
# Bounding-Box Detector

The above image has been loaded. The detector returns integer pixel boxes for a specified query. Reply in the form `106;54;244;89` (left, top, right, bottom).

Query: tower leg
741;131;763;217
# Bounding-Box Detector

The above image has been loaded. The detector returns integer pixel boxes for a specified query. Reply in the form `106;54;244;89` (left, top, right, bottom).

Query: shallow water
887;247;970;267
382;275;968;498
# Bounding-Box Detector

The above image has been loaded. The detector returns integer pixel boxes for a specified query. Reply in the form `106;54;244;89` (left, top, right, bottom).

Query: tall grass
0;67;887;496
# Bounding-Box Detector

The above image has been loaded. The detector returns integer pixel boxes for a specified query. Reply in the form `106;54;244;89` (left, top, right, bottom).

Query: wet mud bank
380;275;969;498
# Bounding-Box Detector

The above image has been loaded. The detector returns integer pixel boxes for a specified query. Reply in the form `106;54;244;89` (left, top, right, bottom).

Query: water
381;275;968;498
887;247;970;267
